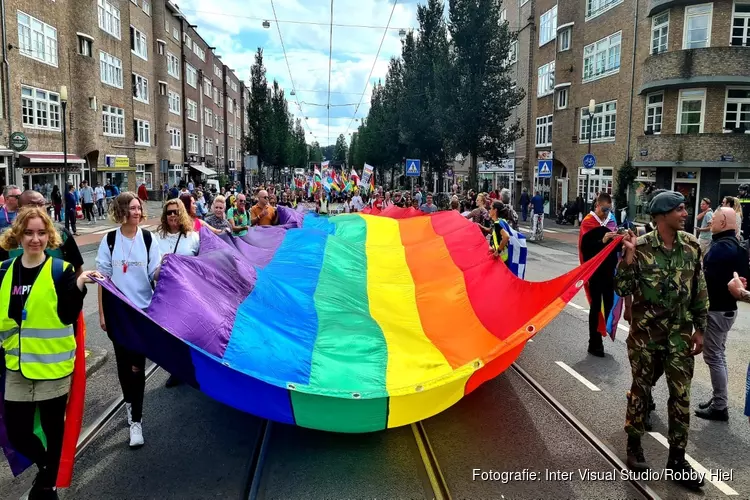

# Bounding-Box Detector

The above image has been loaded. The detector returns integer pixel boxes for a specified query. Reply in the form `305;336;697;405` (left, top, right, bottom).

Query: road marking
555;361;601;391
568;302;585;311
92;228;112;234
648;432;738;496
543;229;559;233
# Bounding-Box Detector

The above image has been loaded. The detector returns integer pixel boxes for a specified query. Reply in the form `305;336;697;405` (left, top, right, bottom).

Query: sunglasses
166;210;179;216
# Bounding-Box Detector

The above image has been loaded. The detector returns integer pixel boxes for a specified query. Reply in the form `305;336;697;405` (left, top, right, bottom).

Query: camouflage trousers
625;339;694;449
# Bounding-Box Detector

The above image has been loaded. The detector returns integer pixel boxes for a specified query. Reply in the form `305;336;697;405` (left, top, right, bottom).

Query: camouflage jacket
614;230;708;349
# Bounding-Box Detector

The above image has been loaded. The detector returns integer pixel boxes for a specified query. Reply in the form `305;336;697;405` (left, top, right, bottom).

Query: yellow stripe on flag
363;215;452;395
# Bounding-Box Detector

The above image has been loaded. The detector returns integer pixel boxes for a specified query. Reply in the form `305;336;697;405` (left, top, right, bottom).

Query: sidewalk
72;200;163;253
517;217;580;247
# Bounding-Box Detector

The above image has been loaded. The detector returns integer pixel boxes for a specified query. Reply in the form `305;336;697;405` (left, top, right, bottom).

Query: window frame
169;127;181;149
99;50;123;89
723;87;750;131
186;64;198;88
132;73;149;104
537;61;555;97
558;27;571;52
17;11;59;67
21;85;61;131
651;11;669;54
186;99;198;121
135;119;151;146
731;0;750;46
556;87;569;109
539;6;558;46
97;0;121;40
167;53;180;80
676;88;706;134
130;25;148;60
142;0;151;16
683;4;713;49
102;104;125;137
580;100;618;143
188;133;199;154
586;0;623;21
644;92;664;134
582;31;621;83
535;114;553;147
168;90;181;115
78;35;92;57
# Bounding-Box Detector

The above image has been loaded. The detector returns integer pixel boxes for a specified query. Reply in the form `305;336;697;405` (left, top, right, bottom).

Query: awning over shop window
190;164;217;176
20;152;86;164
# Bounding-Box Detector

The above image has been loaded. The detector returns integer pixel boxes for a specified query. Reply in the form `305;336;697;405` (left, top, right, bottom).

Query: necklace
120;227;137;273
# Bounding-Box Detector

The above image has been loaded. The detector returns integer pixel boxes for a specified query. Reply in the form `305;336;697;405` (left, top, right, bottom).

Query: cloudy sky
175;0;420;148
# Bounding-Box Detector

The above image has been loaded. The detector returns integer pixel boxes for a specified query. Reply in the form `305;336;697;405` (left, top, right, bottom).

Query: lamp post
584;98;596;213
60;85;68;215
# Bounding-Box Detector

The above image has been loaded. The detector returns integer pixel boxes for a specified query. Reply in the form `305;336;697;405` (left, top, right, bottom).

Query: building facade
0;0;247;197
514;0;749;225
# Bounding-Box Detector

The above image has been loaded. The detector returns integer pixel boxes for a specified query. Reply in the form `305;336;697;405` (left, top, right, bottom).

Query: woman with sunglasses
178;192;224;236
96;192;162;449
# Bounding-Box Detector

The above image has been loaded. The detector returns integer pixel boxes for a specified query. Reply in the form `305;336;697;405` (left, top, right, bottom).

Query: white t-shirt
96;227;162;310
95;186;106;201
352;195;364;211
158;231;200;256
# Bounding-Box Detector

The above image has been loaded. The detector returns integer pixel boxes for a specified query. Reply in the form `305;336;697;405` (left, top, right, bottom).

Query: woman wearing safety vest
489;201;511;264
0;206;101;500
96;192;161;449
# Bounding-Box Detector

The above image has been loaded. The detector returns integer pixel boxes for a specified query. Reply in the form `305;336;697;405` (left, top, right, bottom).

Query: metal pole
586;115;593;213
62;100;68;213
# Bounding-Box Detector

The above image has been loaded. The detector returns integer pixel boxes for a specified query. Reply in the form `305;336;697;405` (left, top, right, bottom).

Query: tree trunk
469;148;478;191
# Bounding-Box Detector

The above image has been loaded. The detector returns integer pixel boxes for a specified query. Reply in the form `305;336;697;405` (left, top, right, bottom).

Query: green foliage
334;134;349;163
309;141;323;163
615;158;637;212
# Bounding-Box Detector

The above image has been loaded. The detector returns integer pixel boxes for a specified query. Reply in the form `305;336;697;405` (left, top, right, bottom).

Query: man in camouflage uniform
615;190;707;490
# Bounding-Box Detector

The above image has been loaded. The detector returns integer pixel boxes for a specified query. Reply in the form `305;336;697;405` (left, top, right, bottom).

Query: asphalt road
1;231;748;499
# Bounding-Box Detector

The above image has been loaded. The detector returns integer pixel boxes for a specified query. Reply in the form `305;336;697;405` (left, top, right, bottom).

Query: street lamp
60;85;68;214
584;98;597;212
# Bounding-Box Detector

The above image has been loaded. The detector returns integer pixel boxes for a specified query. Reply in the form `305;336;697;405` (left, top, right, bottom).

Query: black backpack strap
142;229;152;268
50;257;66;283
0;258;13;282
106;230;117;257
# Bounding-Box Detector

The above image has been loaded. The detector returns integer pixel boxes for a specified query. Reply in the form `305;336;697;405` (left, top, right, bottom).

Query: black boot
666;446;705;490
644;395;656;431
165;375;182;388
588;335;605;357
697;398;713;410
626;435;649;472
694;406;729;421
28;468;59;500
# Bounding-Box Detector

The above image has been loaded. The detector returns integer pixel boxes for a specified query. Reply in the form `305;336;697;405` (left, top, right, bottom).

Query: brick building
514;0;749;227
0;0;247;197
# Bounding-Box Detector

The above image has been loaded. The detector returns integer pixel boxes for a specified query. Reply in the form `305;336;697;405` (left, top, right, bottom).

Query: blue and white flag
499;219;527;279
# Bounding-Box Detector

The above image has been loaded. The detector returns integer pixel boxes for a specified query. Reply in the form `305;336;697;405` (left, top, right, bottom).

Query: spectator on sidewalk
696;198;713;255
530;191;545;241
0;185;21;233
519;188;530;222
64;185;78;236
138;183;148;203
95;182;106;220
500;188;519;231
80;180;95;224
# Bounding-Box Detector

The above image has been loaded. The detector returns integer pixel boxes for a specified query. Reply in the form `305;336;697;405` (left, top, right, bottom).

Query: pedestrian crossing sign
406;159;421;177
537;160;552;178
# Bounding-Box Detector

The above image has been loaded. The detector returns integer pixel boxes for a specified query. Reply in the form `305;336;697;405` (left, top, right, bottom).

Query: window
645;92;663;133
97;0;121;39
228;99;234;114
580;100;617;142
500;9;507;24
677;89;705;133
539;6;557;46
651;12;669;54
142;0;151;16
135;119;150;145
130;26;147;60
732;1;750;46
186;64;198;87
586;0;623;20
158;82;167;95
214;64;222;77
213;87;219;103
204;77;212;97
132;73;149;103
193;42;205;61
535;115;553;146
506;40;518;66
78;35;92;57
172;27;179;40
165;19;169;33
577;168;613;202
205;107;213;124
683;4;712;49
21;86;60;130
214;114;219;130
100;51;123;88
229;146;235;161
228;122;234;137
102;105;125;136
169;128;181;149
167;53;180;79
17;12;58;66
556;88;568;109
205;138;214;155
583;32;621;82
187;99;197;121
723;87;750;131
168;91;180;115
537;62;555;97
156;40;165;55
188;133;199;154
558;28;571;51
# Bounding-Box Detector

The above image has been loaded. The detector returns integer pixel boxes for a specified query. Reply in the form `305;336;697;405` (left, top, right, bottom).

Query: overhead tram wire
179;9;410;31
327;0;334;146
343;0;398;138
269;0;319;142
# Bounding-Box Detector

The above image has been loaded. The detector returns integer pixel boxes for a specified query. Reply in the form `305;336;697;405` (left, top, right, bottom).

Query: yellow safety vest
492;220;509;262
0;258;76;380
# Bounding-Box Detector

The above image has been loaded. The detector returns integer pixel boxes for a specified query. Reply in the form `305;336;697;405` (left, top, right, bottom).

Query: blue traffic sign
582;153;597;169
537;160;552;178
405;159;421;177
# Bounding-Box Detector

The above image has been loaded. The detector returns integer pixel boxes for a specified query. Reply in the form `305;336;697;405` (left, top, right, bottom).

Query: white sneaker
126;403;132;426
129;422;144;448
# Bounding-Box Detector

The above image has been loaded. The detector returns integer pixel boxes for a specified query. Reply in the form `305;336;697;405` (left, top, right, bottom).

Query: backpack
106;228;152;268
0;256;65;284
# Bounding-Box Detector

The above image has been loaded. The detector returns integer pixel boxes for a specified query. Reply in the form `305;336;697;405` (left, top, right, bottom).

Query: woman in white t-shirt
157;199;200;257
96;192;161;449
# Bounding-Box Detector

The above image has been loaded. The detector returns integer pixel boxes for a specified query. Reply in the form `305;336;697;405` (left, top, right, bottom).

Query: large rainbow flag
87;206;617;434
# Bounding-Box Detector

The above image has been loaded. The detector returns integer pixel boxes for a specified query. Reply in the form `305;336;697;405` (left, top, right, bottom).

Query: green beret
648;190;685;215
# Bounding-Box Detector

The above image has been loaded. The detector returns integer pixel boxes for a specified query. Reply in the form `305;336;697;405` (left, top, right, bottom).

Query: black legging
4;394;68;488
112;340;146;423
65;208;77;234
588;278;614;346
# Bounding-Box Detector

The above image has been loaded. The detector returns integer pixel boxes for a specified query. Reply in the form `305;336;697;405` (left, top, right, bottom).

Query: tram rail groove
411;421;452;500
243;419;272;500
511;363;661;500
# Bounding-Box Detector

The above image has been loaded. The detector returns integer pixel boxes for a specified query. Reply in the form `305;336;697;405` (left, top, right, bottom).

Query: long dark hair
179;192;196;218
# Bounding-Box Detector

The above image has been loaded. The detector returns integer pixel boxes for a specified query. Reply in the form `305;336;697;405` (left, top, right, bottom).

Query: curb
84;346;108;377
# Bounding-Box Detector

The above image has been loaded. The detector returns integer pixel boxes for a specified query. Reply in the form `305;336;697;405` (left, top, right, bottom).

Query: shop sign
537;151;553;161
720;154;734;162
9;132;28;152
105;155;130;169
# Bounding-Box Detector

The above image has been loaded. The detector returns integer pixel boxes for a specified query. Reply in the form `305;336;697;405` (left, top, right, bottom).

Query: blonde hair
0;206;61;250
212;195;226;207
158;198;193;236
110;191;147;223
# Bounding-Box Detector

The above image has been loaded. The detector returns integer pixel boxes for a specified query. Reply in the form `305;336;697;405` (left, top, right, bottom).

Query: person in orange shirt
251;189;277;226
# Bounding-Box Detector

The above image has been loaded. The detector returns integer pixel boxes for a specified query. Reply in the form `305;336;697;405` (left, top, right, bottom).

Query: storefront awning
20;152;86;164
190;164;217;176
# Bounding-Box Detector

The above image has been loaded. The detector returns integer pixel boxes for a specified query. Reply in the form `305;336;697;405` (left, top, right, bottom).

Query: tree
348;132;358;166
448;0;524;190
333;134;349;163
309;141;323;163
246;48;271;169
